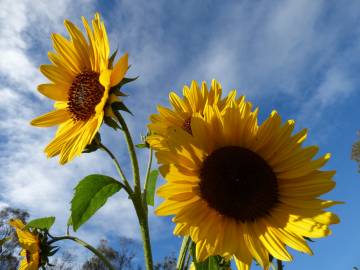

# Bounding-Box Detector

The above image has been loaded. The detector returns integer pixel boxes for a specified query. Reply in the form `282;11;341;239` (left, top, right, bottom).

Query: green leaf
104;116;121;130
145;170;158;206
71;174;122;231
108;49;118;69
25;217;55;230
112;102;133;115
111;87;128;97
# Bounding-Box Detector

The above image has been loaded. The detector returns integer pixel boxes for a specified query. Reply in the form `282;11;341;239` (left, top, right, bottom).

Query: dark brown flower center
68;71;105;121
199;146;278;222
182;117;192;135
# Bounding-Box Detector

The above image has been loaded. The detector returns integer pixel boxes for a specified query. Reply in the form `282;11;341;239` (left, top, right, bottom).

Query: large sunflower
147;79;237;150
31;13;128;164
149;88;340;269
10;219;41;270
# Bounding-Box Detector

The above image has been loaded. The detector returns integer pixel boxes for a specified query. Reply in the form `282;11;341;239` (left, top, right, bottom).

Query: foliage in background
352;132;360;171
82;238;138;270
154;255;176;270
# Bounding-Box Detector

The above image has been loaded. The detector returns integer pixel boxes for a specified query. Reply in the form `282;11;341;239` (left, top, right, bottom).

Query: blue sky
0;0;359;269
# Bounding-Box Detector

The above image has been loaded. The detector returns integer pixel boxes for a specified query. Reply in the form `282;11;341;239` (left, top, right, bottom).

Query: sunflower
147;79;237;149
149;88;340;270
31;13;128;164
9;219;41;270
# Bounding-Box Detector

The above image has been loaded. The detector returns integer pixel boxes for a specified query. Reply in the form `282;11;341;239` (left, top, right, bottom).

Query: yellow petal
31;109;71;127
64;20;91;69
234;256;251;270
196;240;209;262
9;219;25;229
99;69;112;87
243;223;269;268
45;120;84;157
256;221;292;261
40;64;73;85
155;196;200;216
37;83;68;101
51;33;82;73
169;92;188;113
110;53;128;86
269;227;313;255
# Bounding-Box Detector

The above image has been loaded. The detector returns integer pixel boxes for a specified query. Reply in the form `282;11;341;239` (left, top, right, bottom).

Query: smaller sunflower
147;79;237;149
31;13;128;164
9;219;41;270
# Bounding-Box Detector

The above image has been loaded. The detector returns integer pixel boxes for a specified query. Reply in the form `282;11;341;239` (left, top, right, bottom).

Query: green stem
48;236;115;270
113;107;154;270
113;109;141;196
99;142;133;194
176;236;191;270
277;259;283;270
132;190;154;270
184;251;191;270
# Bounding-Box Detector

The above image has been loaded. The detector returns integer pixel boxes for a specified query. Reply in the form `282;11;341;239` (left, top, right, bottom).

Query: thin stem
277;259;283;270
132;192;154;270
49;236;115;270
184;251;191;270
99;143;133;194
113;107;153;270
176;236;191;270
113;109;141;196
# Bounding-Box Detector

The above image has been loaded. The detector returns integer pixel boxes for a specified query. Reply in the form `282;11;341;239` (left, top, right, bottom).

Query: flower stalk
176;236;191;270
112;106;154;270
49;236;115;270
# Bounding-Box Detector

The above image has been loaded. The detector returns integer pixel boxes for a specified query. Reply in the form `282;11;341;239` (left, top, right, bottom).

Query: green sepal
48;246;60;256
136;143;148;149
83;133;101;153
108;49;118;69
109;76;138;97
111;87;128;97
136;133;150;149
112;101;133;116
115;76;139;90
104;116;121;131
145;170;158;206
24;217;55;231
71;174;122;231
304;236;315;242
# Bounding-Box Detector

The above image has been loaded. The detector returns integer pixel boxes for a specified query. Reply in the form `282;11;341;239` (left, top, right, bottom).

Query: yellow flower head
147;79;237;149
9;219;41;270
31;13;128;164
148;81;340;270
